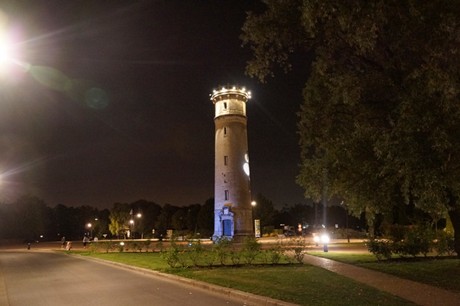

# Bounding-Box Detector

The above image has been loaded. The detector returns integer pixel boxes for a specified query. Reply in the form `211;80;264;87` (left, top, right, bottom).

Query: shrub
242;237;261;265
162;243;180;268
155;240;164;252
292;238;306;264
229;248;241;265
434;231;455;256
369;223;438;260
129;241;142;252
99;241;115;253
213;238;232;265
188;240;204;266
367;239;392;261
88;242;98;253
177;250;190;268
202;250;217;267
143;239;151;252
393;226;433;257
266;244;284;264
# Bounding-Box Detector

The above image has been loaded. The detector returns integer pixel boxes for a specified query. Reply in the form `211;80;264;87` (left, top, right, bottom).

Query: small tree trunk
447;208;460;258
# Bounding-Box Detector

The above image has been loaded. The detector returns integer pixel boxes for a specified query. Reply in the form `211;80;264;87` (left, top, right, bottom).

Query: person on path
83;236;89;248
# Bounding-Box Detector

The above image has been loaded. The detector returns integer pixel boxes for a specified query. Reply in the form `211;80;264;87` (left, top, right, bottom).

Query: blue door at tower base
223;220;232;236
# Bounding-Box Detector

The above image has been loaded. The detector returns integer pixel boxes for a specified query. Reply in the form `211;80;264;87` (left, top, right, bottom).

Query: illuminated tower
211;85;253;241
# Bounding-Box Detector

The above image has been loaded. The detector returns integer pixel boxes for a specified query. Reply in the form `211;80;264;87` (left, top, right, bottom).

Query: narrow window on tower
224;127;227;135
224;155;228;166
224;102;227;109
224;190;229;201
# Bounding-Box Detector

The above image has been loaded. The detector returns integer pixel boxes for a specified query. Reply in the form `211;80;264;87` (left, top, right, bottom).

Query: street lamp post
86;223;93;238
136;213;143;239
129;219;134;239
129;209;142;239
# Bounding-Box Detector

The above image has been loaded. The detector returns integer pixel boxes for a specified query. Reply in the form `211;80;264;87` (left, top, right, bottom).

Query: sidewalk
303;254;460;306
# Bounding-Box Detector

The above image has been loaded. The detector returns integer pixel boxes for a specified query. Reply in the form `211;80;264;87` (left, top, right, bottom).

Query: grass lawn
74;251;414;306
308;251;460;293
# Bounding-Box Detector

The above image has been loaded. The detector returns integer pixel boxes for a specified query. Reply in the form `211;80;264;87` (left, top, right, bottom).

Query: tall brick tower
211;86;253;241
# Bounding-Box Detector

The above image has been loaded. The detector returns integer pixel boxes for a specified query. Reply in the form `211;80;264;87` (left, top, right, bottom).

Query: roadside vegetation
85;237;306;267
68;235;459;304
72;239;414;306
366;225;456;260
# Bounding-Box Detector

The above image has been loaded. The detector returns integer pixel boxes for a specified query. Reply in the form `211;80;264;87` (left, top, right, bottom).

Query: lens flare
85;87;109;109
0;44;8;62
0;35;11;68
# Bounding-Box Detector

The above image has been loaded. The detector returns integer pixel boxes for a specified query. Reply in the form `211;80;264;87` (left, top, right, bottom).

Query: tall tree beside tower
242;0;460;255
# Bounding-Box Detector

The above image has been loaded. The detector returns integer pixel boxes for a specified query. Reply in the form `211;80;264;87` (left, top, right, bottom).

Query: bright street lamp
0;44;8;63
0;32;29;77
0;35;12;70
86;223;93;238
129;219;134;239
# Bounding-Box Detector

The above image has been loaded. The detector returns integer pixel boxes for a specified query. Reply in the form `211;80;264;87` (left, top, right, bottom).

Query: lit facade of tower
211;86;253;241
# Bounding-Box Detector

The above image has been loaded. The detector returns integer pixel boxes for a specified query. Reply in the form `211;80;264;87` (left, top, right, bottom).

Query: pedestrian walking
83;235;89;248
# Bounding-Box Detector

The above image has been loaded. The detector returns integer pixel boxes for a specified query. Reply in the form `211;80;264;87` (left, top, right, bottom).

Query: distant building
211;86;253;241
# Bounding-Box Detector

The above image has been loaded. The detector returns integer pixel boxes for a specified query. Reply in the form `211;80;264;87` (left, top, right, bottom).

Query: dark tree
130;199;161;238
242;0;460;255
196;198;214;237
252;193;277;229
155;203;179;234
185;204;201;233
171;208;187;231
13;195;51;240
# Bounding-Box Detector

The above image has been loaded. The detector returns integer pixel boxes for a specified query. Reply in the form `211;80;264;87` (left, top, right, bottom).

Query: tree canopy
242;0;460;253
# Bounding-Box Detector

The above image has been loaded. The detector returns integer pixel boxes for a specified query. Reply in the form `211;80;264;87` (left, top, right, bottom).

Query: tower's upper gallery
210;86;251;119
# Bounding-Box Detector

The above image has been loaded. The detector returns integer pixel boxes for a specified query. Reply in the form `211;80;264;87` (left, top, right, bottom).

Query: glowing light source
0;44;8;63
243;162;250;176
210;85;252;102
313;233;330;244
0;32;30;75
0;35;11;66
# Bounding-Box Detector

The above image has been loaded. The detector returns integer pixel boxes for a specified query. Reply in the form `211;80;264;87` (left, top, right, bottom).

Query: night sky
0;0;307;209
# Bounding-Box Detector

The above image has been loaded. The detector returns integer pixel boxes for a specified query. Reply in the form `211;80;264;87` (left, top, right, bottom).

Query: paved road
0;250;248;306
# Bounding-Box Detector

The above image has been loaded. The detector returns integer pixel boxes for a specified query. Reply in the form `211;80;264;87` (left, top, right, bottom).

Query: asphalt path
0;250;248;306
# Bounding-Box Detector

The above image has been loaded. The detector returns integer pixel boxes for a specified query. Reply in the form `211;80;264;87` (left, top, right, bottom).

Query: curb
0;263;9;306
